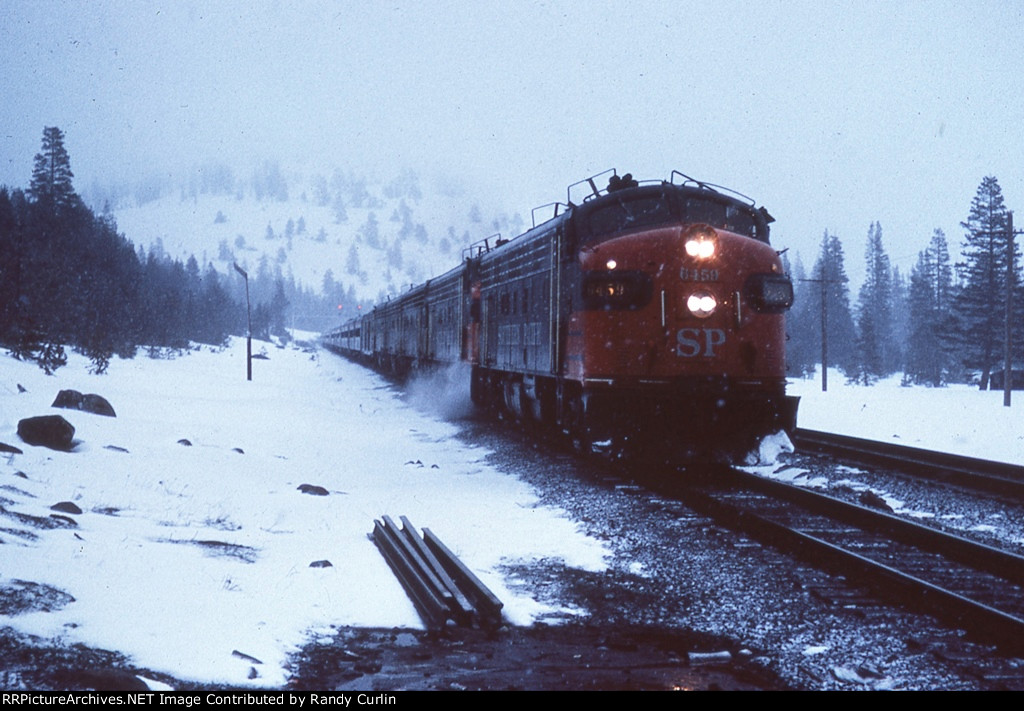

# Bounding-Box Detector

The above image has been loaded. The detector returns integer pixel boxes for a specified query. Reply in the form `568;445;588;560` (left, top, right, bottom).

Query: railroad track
792;428;1024;498
666;467;1024;656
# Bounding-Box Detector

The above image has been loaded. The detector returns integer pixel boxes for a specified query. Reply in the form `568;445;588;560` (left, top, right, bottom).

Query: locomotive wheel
564;390;596;455
503;380;524;420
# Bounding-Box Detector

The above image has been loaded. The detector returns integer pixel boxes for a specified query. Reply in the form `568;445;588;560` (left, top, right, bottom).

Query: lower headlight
686;291;717;318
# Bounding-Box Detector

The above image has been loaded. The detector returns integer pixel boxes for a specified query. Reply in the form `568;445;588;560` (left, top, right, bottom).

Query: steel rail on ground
792;428;1024;498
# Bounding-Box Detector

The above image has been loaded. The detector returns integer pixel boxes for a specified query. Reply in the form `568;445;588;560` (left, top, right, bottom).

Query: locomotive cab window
680;198;758;240
587;195;674;238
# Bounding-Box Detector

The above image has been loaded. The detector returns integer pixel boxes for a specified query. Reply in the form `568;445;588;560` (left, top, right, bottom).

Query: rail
793;428;1024;498
371;515;503;631
671;468;1024;655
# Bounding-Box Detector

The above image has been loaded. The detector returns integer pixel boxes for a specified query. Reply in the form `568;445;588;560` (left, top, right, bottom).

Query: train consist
324;170;797;460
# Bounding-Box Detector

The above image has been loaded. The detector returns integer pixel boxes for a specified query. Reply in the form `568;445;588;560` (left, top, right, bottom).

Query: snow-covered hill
108;164;528;306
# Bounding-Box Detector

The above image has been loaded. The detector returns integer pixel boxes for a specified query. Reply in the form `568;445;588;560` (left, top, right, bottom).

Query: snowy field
0;338;608;687
789;371;1024;465
2;340;1022;689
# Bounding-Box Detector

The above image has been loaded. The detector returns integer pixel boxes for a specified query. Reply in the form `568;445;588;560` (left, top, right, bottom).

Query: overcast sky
2;0;1022;278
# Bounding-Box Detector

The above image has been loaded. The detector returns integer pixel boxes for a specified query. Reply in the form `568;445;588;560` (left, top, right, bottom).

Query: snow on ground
788;369;1024;465
4;346;1023;688
0;339;608;687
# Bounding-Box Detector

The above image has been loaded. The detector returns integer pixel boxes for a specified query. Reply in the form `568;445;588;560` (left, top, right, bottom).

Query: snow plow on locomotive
324;170;798;461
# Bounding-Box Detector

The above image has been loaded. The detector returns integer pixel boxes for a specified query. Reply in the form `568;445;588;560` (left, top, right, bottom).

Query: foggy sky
2;0;1022;277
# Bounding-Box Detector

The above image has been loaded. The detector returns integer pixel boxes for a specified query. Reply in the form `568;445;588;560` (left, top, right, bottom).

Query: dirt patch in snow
288;624;786;691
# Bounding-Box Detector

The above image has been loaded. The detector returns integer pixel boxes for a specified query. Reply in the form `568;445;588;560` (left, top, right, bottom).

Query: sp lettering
676;328;726;357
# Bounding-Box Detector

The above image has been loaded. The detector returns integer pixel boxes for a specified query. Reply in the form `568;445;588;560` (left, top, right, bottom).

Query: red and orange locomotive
325;170;797;460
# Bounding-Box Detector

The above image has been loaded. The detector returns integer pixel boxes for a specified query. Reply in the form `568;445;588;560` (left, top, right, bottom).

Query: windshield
680;197;757;238
586;195;675;237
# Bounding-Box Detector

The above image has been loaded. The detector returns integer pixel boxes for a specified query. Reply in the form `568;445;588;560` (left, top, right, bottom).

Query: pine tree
346;244;361;276
905;229;955;385
360;212;380;249
269;279;289;339
27;127;80;212
954;176;1016;388
811;231;858;376
3;134;245;364
854;222;895;383
784;254;820;376
0;189;22;341
890;266;909;370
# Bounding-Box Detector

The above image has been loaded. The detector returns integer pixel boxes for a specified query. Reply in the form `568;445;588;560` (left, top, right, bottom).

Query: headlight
684;226;717;259
686;291;717;318
684;238;715;259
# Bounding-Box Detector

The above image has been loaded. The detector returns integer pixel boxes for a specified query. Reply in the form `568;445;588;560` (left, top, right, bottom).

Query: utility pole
801;273;842;392
234;263;252;382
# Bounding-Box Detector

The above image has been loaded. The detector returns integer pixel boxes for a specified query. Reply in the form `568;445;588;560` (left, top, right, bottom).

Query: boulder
52;389;116;417
18;415;75;451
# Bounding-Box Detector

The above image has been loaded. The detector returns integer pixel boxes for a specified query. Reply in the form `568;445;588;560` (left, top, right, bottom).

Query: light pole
234;263;252;381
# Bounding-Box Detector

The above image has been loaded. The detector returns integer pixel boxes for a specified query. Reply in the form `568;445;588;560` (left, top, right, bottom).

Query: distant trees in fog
0;127;304;373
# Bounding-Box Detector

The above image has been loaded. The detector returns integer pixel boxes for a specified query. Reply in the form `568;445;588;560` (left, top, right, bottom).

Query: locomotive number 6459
324;170;797;462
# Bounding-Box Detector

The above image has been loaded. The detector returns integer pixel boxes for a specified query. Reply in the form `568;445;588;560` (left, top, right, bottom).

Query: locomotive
324;170;797;461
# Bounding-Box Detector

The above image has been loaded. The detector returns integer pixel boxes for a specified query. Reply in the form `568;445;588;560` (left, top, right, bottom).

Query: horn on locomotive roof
607;173;639;192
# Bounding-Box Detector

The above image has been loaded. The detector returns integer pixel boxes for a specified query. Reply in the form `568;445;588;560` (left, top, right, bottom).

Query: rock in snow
52;389;117;417
17;415;75;451
0;441;24;454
